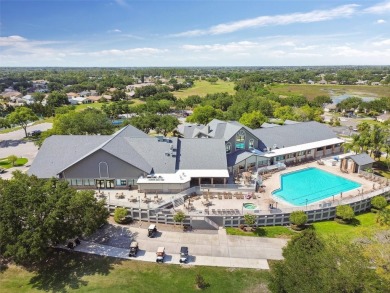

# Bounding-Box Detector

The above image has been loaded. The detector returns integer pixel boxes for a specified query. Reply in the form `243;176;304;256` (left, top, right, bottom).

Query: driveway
0;122;52;179
81;224;288;269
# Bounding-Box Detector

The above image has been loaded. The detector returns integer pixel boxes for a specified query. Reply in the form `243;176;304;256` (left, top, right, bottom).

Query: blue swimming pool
272;167;361;206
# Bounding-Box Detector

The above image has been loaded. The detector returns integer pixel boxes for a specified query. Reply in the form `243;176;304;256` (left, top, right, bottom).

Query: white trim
179;169;229;178
263;138;344;158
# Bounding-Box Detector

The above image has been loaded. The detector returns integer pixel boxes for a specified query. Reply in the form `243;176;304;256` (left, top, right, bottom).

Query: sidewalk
73;240;270;270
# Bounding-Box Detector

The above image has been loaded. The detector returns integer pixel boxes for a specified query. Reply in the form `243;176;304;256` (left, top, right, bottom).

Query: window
70;179;83;186
317;147;323;151
326;145;332;149
84;179;95;186
298;151;305;156
306;150;312;154
236;130;245;150
249;139;255;149
116;179;127;186
276;155;285;161
226;142;232;153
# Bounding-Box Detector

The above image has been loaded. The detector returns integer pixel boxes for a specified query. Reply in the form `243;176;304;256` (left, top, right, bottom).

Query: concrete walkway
74;225;288;270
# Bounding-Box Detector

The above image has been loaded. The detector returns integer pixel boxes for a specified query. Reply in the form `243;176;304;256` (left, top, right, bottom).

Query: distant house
68;96;91;105
318;80;327;85
324;104;337;113
86;96;102;103
307;80;315;85
102;95;112;101
377;113;390;123
21;95;34;105
371;82;381;86
355;80;368;85
1;91;22;100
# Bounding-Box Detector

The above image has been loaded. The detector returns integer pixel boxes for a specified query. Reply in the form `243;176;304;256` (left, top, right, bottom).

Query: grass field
0;157;28;169
227;211;386;243
173;80;236;99
0;251;270;293
269;84;390;100
74;102;105;112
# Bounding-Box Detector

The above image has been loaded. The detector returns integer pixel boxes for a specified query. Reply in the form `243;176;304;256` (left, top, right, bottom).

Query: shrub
244;214;256;230
289;211;308;230
173;210;186;226
335;205;355;223
371;196;388;211
195;274;209;290
114;207;131;224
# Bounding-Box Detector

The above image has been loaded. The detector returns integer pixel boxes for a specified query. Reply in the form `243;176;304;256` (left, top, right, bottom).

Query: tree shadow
27;249;121;292
253;228;267;236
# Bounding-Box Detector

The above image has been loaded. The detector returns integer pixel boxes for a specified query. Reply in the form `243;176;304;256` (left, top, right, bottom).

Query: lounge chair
212;209;216;214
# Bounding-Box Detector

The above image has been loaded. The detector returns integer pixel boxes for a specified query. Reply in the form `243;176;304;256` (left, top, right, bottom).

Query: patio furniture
252;193;257;199
217;209;221;214
212;209;216;214
218;194;222;200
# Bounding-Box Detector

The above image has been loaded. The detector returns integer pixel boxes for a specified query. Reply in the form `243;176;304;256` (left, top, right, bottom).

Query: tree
311;95;332;107
239;110;267;128
269;230;384;293
173;210;186;227
47;91;69;108
371;196;388;211
53;108;114;135
156;115;179;136
186;105;224;125
7;155;18;167
289;210;308;230
111;89;126;101
0;172;108;264
0;117;10;128
7;106;38;137
335;205;355;223
32;92;46;104
244;214;256;230
114;207;130;224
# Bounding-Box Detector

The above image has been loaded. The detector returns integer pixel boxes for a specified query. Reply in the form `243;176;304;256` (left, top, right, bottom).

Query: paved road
0;123;52;179
0;122;52;141
81;224;287;269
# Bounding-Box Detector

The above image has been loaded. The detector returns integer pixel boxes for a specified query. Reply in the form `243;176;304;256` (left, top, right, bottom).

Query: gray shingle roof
253;121;338;149
27;135;110;178
114;124;149;138
227;150;257;167
348;153;375;166
177;139;227;170
261;122;281;128
179;124;204;138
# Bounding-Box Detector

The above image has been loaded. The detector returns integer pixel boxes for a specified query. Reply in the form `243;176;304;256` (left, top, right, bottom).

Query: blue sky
0;0;389;66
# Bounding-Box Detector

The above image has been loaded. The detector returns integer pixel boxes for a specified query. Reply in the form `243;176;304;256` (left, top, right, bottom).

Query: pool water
243;203;257;210
272;167;361;206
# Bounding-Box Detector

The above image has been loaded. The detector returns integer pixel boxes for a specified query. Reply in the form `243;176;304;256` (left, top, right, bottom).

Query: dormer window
236;130;245;150
249;139;254;149
226;142;232;153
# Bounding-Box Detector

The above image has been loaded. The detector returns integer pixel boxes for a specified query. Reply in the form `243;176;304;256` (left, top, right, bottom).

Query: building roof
347;153;375;166
27;135;110;178
227;150;261;167
253;121;338;149
261;122;280;128
177;138;227;170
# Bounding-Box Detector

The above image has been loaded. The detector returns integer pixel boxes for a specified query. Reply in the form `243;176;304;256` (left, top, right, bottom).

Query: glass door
96;179;105;189
105;179;115;189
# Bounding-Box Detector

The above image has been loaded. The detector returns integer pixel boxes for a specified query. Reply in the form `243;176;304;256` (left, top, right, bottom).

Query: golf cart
179;246;189;263
156;246;165;263
128;241;139;257
148;224;157;238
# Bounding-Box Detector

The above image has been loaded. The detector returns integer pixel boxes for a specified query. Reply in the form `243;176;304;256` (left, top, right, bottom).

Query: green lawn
227;211;386;243
226;226;297;238
0;157;28;169
173;80;236;99
0;251;270;293
270;84;389;100
74;102;105;112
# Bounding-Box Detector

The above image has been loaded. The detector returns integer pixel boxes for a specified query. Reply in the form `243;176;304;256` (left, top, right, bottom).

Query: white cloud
372;39;390;46
88;47;167;57
0;35;27;46
108;29;122;33
182;41;258;52
364;1;390;14
115;0;129;8
376;19;387;24
173;4;359;37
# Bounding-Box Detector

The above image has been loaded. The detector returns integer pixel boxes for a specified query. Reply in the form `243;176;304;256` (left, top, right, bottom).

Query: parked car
129;241;139;257
156;246;165;263
179;246;189;263
31;130;42;136
148;224;157;238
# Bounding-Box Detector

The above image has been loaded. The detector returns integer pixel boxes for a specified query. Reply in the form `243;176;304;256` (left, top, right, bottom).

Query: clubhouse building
28;119;344;192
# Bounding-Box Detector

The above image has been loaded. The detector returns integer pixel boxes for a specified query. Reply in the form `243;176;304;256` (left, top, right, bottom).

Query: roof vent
165;152;170;156
156;135;164;142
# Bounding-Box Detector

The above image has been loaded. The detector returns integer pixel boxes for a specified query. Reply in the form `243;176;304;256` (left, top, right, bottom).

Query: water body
330;93;376;105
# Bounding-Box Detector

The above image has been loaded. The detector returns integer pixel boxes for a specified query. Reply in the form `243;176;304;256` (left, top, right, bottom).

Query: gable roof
347;153;375;166
27;135;110;178
253;121;338;149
